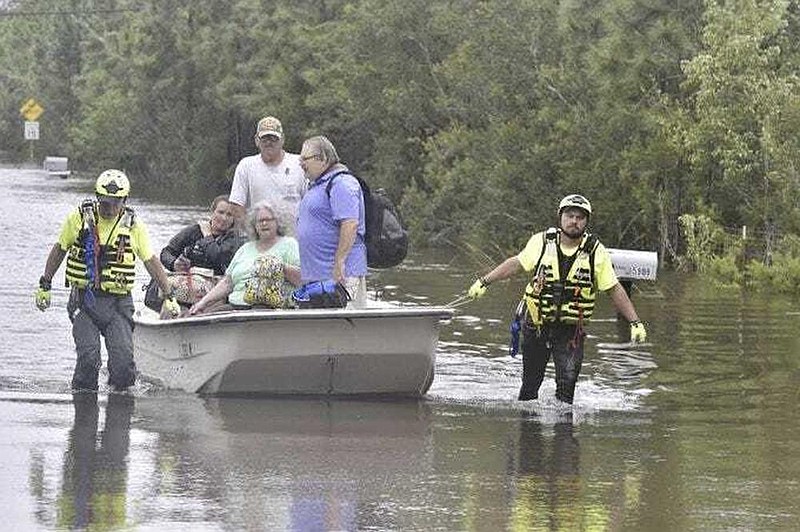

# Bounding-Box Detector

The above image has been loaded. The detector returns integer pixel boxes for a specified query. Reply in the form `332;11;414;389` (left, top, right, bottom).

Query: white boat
133;304;453;397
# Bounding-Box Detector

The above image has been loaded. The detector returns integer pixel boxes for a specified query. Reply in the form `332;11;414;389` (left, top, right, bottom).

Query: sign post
20;98;44;161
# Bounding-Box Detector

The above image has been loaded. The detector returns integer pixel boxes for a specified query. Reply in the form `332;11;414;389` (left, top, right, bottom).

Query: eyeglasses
299;154;318;162
258;135;281;143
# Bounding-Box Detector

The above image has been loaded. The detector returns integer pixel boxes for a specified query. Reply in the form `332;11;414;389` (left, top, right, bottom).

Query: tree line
2;0;800;280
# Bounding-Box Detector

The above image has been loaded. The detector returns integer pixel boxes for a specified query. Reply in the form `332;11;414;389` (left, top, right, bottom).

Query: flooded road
1;166;799;530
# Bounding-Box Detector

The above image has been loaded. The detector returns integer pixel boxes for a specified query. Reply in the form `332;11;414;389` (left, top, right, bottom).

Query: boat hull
133;306;452;397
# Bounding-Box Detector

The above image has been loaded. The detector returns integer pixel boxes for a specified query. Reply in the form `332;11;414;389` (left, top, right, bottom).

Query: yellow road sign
20;98;44;121
20;98;35;114
25;103;44;121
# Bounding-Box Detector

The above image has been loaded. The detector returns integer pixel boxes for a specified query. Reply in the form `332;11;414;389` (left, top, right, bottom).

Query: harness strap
567;307;584;351
81;205;101;306
533;228;559;322
324;170;355;197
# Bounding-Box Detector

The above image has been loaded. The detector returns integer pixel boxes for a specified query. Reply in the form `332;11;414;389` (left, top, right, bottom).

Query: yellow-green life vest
65;201;137;295
523;228;599;325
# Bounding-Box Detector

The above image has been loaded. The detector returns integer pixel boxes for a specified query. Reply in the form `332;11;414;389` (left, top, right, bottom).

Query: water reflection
511;415;583;530
507;413;642;531
57;393;134;530
134;396;432;530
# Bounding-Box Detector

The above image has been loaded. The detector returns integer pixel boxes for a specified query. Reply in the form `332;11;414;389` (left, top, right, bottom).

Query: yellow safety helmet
95;169;130;198
558;194;592;217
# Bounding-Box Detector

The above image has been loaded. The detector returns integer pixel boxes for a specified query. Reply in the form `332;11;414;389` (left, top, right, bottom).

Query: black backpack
326;171;408;269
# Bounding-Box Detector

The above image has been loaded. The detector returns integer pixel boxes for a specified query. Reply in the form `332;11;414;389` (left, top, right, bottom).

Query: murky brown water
1;166;799;530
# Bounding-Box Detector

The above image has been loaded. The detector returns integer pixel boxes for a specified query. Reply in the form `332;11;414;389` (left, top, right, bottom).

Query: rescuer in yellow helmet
467;194;647;404
35;169;180;392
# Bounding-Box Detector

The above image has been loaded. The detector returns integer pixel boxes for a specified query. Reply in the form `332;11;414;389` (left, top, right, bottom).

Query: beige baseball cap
256;116;283;139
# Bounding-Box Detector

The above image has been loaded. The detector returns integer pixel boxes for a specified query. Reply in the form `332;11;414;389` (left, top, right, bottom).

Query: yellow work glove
35;287;51;311
161;296;181;318
35;276;52;311
467;278;489;299
630;320;647;343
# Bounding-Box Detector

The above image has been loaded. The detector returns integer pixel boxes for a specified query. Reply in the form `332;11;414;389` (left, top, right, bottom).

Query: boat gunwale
134;305;454;328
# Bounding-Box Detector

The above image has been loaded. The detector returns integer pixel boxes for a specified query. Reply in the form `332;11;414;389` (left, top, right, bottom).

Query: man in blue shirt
296;135;368;307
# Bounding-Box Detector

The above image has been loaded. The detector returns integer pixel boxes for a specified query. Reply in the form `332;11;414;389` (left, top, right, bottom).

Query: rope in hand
444;294;473;308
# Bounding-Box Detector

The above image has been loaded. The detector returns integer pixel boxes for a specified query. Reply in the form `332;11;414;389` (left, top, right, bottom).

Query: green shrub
746;252;800;295
705;255;743;288
678;214;727;272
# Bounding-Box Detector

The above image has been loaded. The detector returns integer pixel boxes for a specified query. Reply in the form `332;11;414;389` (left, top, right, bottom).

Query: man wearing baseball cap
229;116;306;235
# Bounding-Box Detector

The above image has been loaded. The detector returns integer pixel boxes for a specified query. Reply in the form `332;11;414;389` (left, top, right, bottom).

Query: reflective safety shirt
58;201;155;295
516;228;618;325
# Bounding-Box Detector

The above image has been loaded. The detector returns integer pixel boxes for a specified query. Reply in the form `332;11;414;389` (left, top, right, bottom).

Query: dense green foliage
2;0;800;275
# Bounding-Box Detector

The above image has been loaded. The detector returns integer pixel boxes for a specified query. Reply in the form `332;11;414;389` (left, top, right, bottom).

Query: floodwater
1;166;799;531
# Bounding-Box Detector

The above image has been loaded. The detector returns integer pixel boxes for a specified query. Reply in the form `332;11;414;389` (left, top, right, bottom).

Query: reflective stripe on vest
523;229;598;325
65;204;137;295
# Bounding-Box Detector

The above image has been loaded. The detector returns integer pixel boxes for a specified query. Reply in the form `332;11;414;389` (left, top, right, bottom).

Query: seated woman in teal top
189;201;301;314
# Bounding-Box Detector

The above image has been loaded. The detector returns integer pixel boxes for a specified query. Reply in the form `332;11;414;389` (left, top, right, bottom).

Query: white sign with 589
24;121;40;140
